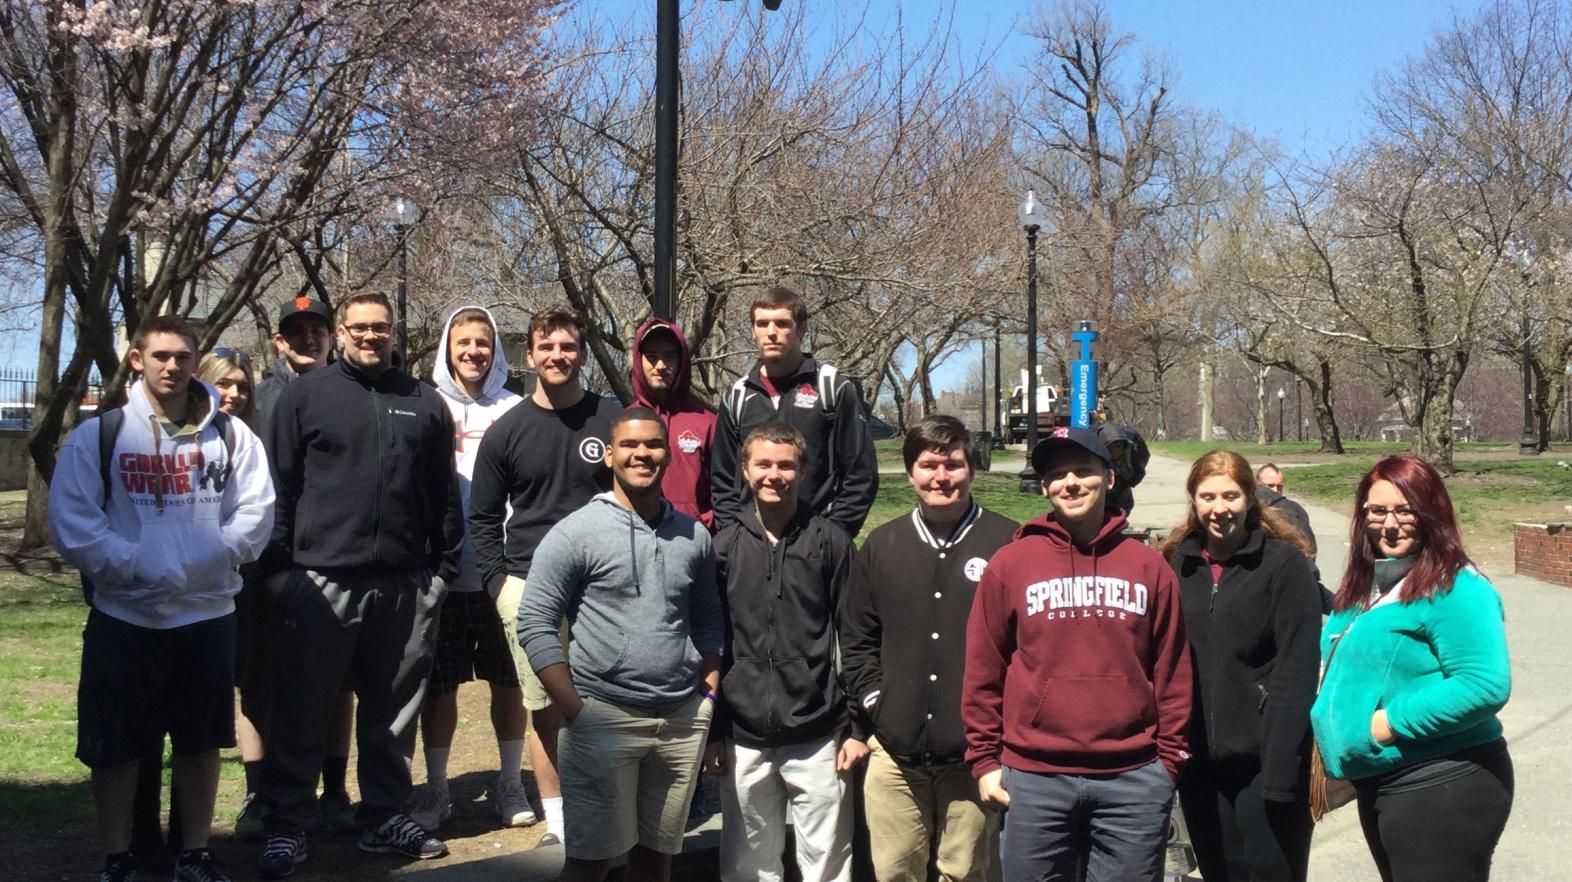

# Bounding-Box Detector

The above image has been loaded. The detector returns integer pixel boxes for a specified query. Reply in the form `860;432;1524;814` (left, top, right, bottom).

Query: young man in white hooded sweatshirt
50;315;276;882
412;306;533;831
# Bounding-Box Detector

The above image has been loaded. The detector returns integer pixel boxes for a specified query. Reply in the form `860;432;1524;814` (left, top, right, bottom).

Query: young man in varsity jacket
962;427;1193;882
710;286;878;536
840;415;1017;882
709;421;865;882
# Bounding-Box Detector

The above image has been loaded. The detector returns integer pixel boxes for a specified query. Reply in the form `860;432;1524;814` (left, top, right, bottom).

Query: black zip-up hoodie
712;355;879;535
714;502;862;748
1169;528;1322;801
262;357;462;582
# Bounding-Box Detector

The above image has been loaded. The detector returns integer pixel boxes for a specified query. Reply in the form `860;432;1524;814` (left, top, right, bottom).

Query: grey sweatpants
258;567;445;831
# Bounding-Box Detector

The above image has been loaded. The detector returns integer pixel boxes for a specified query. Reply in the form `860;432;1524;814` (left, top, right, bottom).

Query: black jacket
262;358;462;582
1169;528;1322;801
715;503;860;748
712;355;878;535
841;503;1018;766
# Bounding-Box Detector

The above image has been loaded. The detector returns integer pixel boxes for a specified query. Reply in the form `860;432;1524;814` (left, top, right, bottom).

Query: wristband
701;689;718;704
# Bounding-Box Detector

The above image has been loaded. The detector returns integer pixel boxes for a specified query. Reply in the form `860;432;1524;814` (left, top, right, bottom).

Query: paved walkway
406;454;1572;880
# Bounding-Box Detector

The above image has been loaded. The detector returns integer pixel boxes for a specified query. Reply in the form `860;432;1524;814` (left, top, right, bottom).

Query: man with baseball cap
255;296;333;436
962;426;1193;882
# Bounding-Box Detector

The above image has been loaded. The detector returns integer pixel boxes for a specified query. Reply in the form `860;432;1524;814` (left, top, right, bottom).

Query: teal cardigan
1309;566;1510;781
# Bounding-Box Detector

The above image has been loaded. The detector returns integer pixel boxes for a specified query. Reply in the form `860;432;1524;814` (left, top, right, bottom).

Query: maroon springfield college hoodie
963;509;1194;780
631;317;717;530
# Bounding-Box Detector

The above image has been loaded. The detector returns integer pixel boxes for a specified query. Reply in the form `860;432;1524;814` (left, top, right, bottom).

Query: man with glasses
254;293;463;878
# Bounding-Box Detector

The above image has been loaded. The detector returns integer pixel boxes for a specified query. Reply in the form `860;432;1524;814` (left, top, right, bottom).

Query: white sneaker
493;778;537;827
410;782;452;832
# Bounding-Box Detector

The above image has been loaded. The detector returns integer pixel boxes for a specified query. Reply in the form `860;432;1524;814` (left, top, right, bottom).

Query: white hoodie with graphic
432;306;523;593
49;379;276;629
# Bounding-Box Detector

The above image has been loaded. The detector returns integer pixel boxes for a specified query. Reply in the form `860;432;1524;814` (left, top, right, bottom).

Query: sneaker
235;793;269;841
318;790;356;833
255;832;308;880
100;852;138;882
410;781;452;831
359;813;448;860
493;778;537;827
535;831;562;848
173;848;231;882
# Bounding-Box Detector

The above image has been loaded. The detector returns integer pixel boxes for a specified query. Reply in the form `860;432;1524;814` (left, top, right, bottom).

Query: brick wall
1515;523;1572;588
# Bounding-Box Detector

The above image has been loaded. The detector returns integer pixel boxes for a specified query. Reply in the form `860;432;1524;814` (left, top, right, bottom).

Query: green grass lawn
1285;457;1572;535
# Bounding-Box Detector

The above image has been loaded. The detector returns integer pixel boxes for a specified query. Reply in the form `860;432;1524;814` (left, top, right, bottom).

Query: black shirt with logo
469;393;620;590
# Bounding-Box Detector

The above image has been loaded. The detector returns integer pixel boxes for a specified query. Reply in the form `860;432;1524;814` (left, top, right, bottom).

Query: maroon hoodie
631;317;717;530
962;509;1193;780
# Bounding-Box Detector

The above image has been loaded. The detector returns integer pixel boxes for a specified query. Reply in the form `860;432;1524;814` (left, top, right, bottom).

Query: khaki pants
864;738;997;882
494;575;565;711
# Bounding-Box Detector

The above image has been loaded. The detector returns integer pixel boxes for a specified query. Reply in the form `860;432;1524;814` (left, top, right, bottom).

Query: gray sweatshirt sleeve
517;523;579;672
688;530;725;656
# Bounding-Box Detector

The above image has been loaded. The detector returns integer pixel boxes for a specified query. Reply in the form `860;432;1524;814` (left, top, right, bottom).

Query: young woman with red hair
1163;451;1322;882
1310;455;1513;882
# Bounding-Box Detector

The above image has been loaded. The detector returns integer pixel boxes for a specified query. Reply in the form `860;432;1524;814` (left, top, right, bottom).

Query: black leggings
1355;746;1514;882
1179;759;1312;882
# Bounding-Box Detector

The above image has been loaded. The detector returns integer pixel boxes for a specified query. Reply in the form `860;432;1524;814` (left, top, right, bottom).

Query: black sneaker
173;848;231;882
100;852;138;882
358;813;448;860
255;832;308;880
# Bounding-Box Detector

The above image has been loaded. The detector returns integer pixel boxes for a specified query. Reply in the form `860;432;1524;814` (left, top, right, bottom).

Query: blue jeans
999;759;1175;882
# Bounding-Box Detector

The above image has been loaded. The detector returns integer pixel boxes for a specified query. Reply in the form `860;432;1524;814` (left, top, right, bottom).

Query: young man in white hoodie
50;315;276;882
413;306;533;831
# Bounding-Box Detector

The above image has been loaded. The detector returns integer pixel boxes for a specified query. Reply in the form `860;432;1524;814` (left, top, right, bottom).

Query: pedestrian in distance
962;426;1193;882
712;285;878;536
50;315;276;882
254;292;463;878
1310;455;1513;882
841;415;1019;882
411;306;535;832
518;408;725;882
468;305;623;847
250;295;358;836
631;317;717;530
1161;451;1321;882
710;420;866;882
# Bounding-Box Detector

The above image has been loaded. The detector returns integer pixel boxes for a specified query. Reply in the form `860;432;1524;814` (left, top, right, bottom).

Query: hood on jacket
127;376;220;435
1016;507;1131;553
433;306;512;405
631;317;694;413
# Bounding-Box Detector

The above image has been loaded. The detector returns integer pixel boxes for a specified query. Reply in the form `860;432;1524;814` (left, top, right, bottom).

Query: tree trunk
1153;367;1169;439
1531;360;1553;453
1312;358;1345;454
1255;363;1269;445
917;351;938;417
1199;360;1214;442
1414;357;1465;475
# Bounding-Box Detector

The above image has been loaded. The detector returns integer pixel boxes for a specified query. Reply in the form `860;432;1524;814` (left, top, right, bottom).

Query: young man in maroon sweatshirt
630;318;715;530
962;427;1193;882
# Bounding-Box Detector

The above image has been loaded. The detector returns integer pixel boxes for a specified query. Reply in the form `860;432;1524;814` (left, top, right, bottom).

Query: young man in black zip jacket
708;421;866;882
255;293;464;878
840;416;1018;882
711;286;878;536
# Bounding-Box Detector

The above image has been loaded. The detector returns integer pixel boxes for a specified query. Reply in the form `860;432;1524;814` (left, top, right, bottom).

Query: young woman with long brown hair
1162;451;1321;881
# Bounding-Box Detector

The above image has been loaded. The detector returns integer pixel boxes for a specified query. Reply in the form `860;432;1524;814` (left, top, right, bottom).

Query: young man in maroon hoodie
962;427;1193;882
630;319;715;530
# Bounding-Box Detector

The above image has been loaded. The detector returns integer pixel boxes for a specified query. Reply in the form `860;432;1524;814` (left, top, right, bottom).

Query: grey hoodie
518;492;724;710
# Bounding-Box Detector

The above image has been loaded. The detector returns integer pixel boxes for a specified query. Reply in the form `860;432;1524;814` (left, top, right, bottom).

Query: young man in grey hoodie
518;408;724;882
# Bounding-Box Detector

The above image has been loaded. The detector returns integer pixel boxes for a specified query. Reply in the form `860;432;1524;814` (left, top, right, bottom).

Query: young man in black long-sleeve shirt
255;293;463;878
711;286;878;536
468;306;620;846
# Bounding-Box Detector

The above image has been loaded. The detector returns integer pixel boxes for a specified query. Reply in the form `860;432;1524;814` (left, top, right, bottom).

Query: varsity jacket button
933;592;942;599
929;674;938;681
931;632;939;639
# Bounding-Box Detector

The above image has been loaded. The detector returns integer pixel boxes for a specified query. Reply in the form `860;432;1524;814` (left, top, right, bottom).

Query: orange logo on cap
1052;427;1070;438
295;296;312;310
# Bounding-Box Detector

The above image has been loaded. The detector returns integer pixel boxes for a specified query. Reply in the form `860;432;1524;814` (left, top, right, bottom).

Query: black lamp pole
1276;388;1285;444
993;321;1003;445
653;0;679;319
1018;225;1040;493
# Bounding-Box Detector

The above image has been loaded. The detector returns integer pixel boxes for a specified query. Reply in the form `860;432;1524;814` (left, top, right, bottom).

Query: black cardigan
1169;528;1322;801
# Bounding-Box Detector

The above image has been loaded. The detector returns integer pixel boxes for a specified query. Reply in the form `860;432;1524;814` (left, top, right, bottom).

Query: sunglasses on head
210;347;253;366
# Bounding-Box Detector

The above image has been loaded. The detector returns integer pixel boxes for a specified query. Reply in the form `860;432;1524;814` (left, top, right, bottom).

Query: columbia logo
391;409;417;417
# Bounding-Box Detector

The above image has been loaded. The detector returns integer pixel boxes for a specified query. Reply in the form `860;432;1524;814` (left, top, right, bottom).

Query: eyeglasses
343;322;394;338
209;346;252;366
1364;504;1418;524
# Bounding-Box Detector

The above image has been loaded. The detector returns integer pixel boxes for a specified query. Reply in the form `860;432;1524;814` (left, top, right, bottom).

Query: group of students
49;282;1514;882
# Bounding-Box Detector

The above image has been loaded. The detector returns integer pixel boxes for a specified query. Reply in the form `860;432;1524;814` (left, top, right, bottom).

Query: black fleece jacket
714;503;861;748
262;358;462;582
1169;528;1322;801
712;355;878;535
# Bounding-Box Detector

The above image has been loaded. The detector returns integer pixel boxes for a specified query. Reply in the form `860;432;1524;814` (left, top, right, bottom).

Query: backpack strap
211;410;236;485
96;407;125;508
726;376;751;425
816;364;839;415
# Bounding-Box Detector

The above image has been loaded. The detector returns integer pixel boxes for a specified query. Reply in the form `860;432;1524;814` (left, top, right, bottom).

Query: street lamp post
1296;378;1304;442
1018;189;1047;493
386;195;416;359
993;321;1003;448
1276;387;1286;444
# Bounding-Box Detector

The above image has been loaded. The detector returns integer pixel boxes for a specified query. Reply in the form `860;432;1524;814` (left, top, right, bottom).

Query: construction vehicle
1004;367;1069;445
